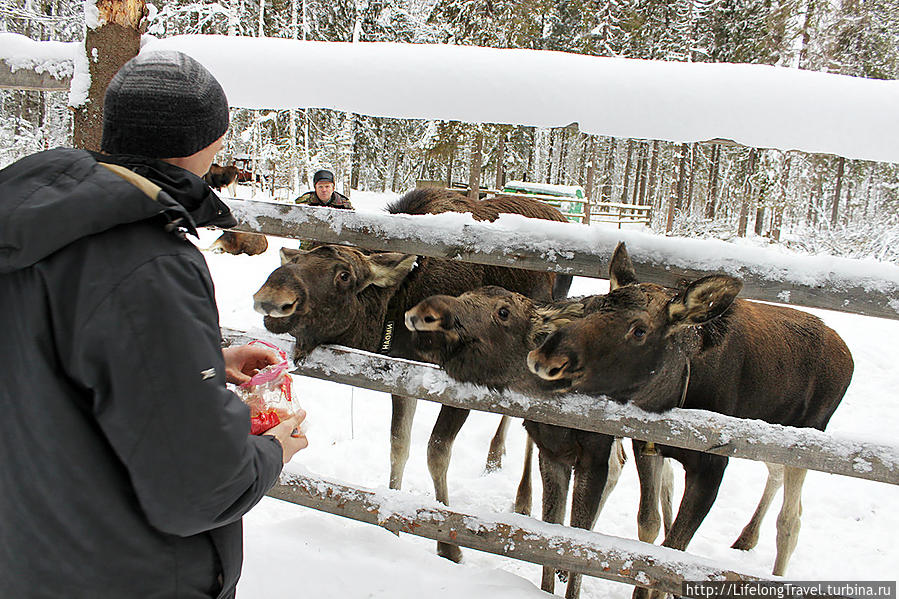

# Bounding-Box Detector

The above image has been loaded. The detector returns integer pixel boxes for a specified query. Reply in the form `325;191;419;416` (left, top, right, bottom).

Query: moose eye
497;307;510;320
337;271;351;283
632;326;646;339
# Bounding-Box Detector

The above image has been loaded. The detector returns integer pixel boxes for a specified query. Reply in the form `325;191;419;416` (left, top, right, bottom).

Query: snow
225;195;899;314
201;188;899;598
136;35;899;164
2;32;898;162
0;33;77;80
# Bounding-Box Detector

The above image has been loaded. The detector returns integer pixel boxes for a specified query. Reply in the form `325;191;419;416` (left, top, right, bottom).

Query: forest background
2;0;898;261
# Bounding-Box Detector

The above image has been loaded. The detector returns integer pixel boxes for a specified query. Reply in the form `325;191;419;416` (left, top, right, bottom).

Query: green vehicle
502;180;586;223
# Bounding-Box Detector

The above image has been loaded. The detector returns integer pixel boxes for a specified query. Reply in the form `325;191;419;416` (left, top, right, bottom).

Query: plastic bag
233;340;298;435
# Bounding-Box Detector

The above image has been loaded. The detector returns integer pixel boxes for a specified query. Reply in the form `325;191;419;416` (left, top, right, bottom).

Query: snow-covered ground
201;188;899;598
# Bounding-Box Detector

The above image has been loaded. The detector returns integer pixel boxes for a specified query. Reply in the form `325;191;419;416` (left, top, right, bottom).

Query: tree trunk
771;153;792;240
668;142;689;232
686;142;697;215
831;156;845;227
546;128;555;184
391;151;402;192
526;127;536;181
258;0;265;36
468;129;483;201
706;144;720;219
584;137;596;225
495;127;506;190
446;141;455;188
601;137;617;203
557;129;568;185
638;145;649;206
737;149;758;237
620;140;634;204
630;143;643;205
646;140;660;211
73;0;146;152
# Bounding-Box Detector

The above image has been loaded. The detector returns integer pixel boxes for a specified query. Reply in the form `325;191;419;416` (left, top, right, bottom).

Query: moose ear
279;247;306;265
668;275;742;326
609;242;639;290
363;253;417;289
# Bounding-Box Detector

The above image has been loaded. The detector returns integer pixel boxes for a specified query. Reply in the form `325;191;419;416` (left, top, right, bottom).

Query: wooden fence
590;202;653;228
223;199;899;320
216;198;899;596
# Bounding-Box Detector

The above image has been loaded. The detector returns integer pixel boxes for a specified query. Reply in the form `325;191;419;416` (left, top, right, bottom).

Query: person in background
294;168;354;209
0;51;307;599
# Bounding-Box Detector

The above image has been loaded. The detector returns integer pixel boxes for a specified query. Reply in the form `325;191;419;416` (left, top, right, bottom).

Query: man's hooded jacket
0;148;284;598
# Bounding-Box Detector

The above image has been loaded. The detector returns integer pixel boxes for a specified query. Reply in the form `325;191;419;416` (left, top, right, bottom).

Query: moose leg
486;415;511;472
565;435;616;599
514;435;535;516
427;405;471;563
633;440;664;543
660;458;674;535
538;450;572;595
732;462;784;551
772;467;807;576
633;452;728;599
389;394;417;490
662;451;728;552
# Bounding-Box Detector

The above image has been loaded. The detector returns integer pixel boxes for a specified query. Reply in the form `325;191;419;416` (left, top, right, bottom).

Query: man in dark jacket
0;51;307;598
294;168;353;209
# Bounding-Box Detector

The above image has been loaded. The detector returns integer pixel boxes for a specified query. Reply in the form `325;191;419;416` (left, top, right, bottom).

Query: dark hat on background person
101;50;230;159
313;169;335;184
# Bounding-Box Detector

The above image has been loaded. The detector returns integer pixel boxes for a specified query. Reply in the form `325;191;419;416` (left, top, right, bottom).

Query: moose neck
623;351;692;414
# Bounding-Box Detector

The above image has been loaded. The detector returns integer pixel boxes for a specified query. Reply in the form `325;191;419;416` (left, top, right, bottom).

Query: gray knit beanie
101;51;230;159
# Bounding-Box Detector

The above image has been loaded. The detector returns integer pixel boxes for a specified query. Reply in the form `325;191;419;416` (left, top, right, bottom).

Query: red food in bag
233;341;297;435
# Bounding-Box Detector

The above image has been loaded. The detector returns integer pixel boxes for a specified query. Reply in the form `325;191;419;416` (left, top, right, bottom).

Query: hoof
437;542;463;563
731;534;759;551
485;456;503;473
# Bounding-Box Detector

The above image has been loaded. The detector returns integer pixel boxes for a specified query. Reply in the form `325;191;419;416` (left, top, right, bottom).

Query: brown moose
207;230;269;256
405;285;675;598
252;187;572;563
527;242;854;587
203;162;239;194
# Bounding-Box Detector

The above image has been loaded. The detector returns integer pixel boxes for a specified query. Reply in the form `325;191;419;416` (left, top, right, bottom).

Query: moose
405;285;675;598
252;187;572;562
207;230;269;256
527;242;854;589
203;162;239;194
202;163;268;256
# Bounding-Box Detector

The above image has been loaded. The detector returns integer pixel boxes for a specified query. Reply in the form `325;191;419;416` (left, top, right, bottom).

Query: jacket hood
0;148;236;273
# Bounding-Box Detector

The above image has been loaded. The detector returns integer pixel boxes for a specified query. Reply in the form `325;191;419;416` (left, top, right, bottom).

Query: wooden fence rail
267;472;774;598
221;328;899;486
222;198;899;320
0;61;71;91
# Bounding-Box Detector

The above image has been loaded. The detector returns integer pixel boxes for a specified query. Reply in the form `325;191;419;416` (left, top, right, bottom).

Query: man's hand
263;411;309;463
222;344;281;384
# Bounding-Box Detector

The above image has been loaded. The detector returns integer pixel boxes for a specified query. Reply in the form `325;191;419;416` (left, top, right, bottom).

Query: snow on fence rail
222;198;899;321
267;471;774;597
221;328;899;487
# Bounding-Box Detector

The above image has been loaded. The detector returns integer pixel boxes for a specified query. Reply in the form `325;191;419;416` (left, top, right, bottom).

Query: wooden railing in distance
267;471;774;598
221;328;899;486
0;61;71;91
590;202;653;228
222;198;899;320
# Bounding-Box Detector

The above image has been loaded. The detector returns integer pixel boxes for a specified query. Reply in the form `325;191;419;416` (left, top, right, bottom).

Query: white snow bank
0;32;77;79
142;35;899;163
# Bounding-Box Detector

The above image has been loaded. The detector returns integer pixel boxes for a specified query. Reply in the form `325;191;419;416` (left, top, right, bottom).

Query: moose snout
253;280;309;318
405;296;454;332
527;348;571;380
